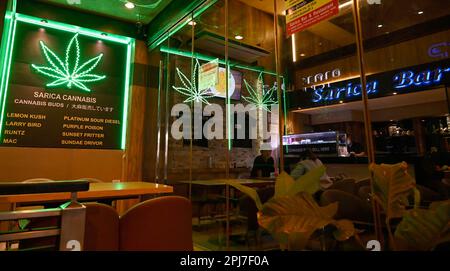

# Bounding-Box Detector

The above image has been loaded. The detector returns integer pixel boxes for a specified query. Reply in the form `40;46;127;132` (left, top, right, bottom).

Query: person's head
346;135;352;145
260;143;272;159
300;149;317;161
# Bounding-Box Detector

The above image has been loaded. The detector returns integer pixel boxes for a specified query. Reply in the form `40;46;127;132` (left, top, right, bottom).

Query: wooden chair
119;196;193;251
320;189;373;223
327;179;357;194
83;203;119;251
0;181;89;251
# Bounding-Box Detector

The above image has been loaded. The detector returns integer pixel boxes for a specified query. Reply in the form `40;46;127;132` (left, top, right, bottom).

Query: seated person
250;143;275;178
347;135;366;157
290;149;333;188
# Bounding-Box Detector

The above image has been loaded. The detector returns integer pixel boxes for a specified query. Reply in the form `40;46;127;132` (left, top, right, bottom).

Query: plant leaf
369;162;416;220
65;33;80;75
222;179;263;211
287;165;325;196
258;192;338;250
394;200;450;251
332;219;356;241
274;171;295;198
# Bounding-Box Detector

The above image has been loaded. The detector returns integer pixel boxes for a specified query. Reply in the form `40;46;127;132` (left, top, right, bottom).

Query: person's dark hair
300;149;317;161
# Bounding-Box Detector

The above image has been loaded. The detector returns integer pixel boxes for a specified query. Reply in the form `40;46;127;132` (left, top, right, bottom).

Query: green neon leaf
75;54;104;76
32;33;106;92
242;72;278;112
39;41;68;75
172;59;213;105
71;80;91;92
76;74;106;82
31;65;66;79
65;33;80;75
47;78;69;87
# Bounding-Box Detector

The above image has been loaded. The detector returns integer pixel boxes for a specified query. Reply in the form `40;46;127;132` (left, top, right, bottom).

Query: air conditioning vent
193;29;270;63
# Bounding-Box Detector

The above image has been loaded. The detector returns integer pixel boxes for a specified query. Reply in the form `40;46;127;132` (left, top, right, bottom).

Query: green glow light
242;73;277;112
0;12;134;150
15;13;132;44
160;46;279;77
121;40;134;150
32;33;106;92
0;11;17;141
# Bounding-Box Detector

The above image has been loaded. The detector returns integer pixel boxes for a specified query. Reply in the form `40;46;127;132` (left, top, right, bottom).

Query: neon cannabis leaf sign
31;33;106;92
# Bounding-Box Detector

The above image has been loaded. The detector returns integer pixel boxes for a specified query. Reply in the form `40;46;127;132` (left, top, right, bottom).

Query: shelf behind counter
284;153;422;181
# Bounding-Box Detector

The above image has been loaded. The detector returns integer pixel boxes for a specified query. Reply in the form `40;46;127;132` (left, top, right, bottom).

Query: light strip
148;0;218;51
292;34;297;63
15;13;132;44
121;40;134;150
160;46;279;76
0;12;17;138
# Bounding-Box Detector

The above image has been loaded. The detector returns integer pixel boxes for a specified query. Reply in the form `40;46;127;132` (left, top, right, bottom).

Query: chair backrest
83;203;119;251
320;189;373;222
327;179;357;194
357;185;372;203
119;196;193;251
22;178;54;183
355;178;370;190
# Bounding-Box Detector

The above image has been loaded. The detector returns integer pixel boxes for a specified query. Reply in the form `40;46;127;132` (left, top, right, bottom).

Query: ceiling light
418;11;424;15
235;35;243;40
125;2;135;9
377;24;383;28
188;20;197;26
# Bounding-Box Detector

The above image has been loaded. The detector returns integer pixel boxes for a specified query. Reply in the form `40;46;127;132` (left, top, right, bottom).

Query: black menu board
0;18;133;150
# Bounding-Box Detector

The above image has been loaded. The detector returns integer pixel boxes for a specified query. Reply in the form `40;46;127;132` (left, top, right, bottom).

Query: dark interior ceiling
38;0;174;24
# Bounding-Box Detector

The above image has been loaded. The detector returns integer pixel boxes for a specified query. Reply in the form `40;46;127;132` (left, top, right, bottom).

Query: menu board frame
0;12;135;150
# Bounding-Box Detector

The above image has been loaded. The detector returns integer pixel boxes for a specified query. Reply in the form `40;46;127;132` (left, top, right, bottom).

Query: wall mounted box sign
287;58;450;110
285;0;339;36
0;13;134;150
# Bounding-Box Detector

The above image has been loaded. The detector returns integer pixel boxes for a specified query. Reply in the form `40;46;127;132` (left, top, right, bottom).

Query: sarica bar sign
0;15;134;150
288;58;450;109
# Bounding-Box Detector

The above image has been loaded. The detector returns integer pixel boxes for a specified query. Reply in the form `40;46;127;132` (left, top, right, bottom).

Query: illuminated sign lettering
393;67;450;89
303;68;341;86
288;59;450;110
312;66;449;103
313;81;378;102
428;42;449;58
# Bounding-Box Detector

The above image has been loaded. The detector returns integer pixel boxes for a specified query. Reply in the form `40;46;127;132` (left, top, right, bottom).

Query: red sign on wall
286;0;340;36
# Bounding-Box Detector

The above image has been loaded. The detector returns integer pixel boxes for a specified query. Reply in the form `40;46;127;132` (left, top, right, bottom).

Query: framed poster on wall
0;13;134;150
